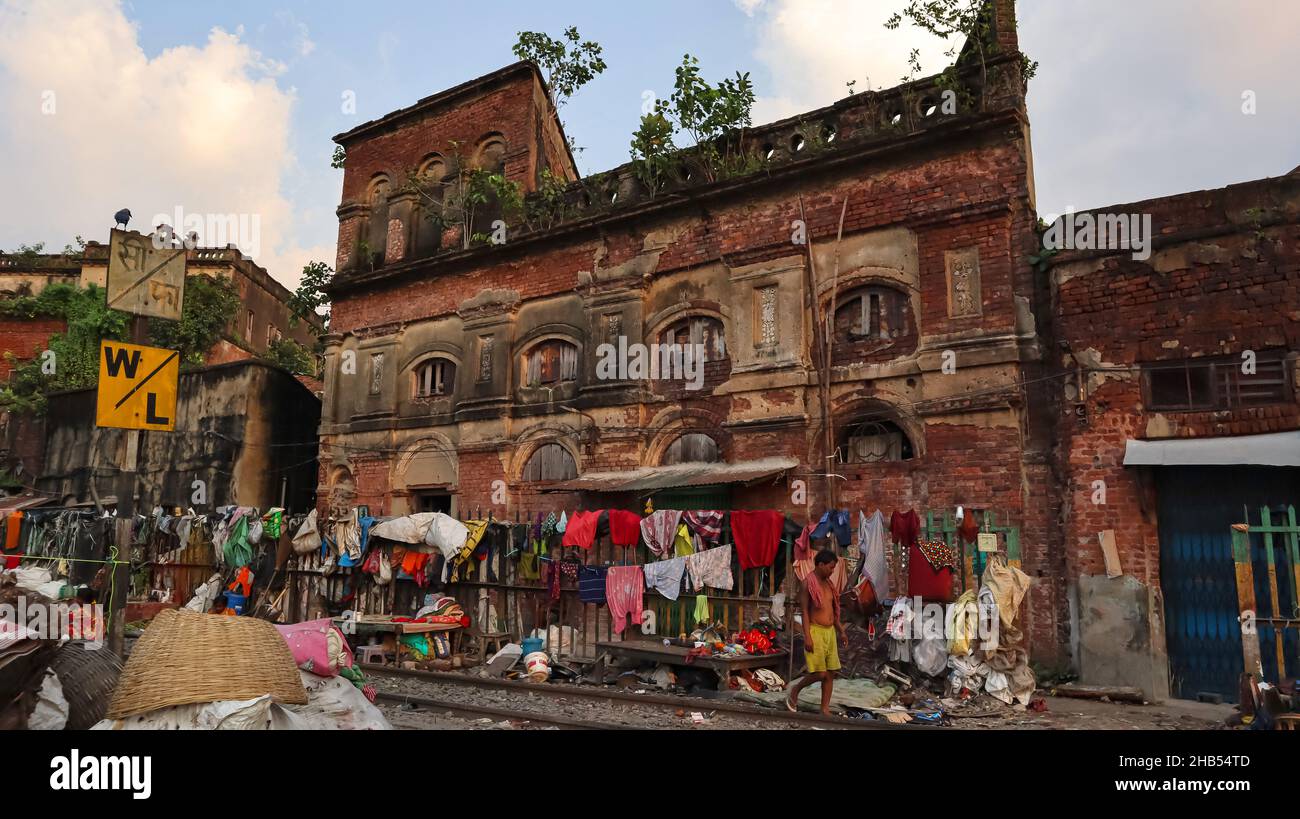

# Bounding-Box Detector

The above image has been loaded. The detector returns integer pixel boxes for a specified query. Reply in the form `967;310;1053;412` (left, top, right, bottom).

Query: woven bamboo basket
49;641;124;730
107;609;307;719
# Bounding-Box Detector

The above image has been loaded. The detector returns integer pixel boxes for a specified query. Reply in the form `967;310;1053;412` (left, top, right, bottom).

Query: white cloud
0;0;322;289
744;0;952;125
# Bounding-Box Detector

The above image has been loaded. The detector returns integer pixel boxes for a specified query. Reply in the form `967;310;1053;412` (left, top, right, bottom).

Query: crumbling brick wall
1049;171;1300;596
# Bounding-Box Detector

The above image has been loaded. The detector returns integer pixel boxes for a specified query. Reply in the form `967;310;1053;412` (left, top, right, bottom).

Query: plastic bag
913;634;948;677
292;509;321;555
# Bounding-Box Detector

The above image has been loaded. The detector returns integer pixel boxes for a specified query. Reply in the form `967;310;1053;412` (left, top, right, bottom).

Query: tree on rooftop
884;0;1035;104
640;54;756;184
513;26;607;160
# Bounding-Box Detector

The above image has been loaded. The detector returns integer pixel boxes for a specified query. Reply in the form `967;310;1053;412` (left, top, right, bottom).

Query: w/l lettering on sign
95;341;180;431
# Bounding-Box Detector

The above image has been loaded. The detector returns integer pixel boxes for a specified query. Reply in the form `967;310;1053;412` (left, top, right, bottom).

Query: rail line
372;689;632;729
362;663;911;730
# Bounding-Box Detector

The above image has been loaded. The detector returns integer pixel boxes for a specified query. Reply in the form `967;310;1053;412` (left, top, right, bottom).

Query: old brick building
1045;171;1300;699
0;240;322;372
318;0;1298;696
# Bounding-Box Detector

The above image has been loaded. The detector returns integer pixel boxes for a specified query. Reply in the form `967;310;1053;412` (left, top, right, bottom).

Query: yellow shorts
804;623;841;673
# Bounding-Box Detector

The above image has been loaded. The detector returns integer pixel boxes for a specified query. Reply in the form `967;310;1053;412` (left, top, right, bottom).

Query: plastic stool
356;645;387;665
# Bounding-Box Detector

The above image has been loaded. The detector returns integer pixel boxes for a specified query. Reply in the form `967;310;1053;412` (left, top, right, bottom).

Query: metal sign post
106;229;186;321
101;229;187;656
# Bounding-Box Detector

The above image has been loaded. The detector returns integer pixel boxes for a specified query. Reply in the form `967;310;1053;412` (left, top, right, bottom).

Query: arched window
832;284;915;363
838;419;914;463
418;154;447;185
521;339;578;387
522;443;577;482
413;358;456;398
660;316;727;362
834;286;909;343
365;175;390;264
661;433;721;465
474;135;507;173
413;156;447;256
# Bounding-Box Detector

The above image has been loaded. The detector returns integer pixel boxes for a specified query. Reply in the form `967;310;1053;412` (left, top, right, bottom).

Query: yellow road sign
96;341;179;431
107;228;187;320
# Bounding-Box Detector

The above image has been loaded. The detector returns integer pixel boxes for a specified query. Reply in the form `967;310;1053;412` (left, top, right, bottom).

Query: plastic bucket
524;651;550;682
520;636;544;655
225;593;247;614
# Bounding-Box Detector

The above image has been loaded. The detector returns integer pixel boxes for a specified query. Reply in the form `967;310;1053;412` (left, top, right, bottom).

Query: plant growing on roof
630;103;676;198
405;143;524;251
524;168;571;231
885;0;1036;107
513;26;607;158
661;54;756;184
331;145;346;169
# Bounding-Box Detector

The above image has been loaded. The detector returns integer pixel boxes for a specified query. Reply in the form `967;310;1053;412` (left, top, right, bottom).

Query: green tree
885;0;1035;99
148;274;241;365
512;26;607;111
630;105;677;197
262;337;318;377
0;283;130;413
289;260;333;330
513;26;607;158
640;54;756;183
406;144;523;251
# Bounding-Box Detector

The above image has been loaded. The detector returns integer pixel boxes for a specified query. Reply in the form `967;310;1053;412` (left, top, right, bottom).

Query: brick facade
316;1;1299;685
0;316;66;380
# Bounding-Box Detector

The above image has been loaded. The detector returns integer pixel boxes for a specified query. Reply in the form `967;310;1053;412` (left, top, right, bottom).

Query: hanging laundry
730;510;784;570
856;509;889;600
544;558;562;602
794;521;816;562
445;519;488;582
606;509;642;547
642;556;687;601
640;509;682;558
3;511;23;552
541;511;558;540
605;566;644;634
561;510;600;549
423;513;470;562
686;546;734;592
958;508;981;544
693;594;710;625
890;508;921;549
672;523;695;557
682;510;724;544
811;509;851;545
519;551;540;580
557;511;568;534
577;565;608;605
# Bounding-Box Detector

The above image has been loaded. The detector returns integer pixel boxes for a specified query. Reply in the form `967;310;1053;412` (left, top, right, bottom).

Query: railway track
372;689;633;729
362;663;911;730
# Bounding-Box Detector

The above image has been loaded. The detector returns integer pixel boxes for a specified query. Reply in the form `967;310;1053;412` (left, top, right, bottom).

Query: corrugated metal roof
542;457;799;493
1123;431;1300;467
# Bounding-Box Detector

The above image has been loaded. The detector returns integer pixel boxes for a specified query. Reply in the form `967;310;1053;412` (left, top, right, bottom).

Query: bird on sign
114;208;132;229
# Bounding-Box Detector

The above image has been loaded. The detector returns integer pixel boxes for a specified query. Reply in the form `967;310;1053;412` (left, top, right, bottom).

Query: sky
0;0;1296;291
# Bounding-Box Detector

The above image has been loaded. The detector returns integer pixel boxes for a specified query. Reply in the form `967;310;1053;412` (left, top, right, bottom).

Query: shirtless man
786;549;845;715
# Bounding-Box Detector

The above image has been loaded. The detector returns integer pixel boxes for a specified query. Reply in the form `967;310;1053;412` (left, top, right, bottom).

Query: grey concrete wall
1076;573;1171;701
